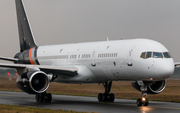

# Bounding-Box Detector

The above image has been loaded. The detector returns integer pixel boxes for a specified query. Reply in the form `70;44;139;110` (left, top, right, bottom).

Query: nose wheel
137;98;149;106
137;92;149;106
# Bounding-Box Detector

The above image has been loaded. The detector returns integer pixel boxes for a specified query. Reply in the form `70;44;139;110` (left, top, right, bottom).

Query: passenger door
91;51;96;67
127;46;136;66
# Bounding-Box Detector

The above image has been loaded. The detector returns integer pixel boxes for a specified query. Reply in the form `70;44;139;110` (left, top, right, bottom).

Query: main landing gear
136;85;149;106
98;81;115;102
35;92;52;102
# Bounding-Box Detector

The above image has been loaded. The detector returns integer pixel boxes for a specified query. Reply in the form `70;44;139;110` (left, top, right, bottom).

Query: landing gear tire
35;94;39;102
102;93;107;102
98;93;115;102
136;98;142;106
136;98;149;106
143;98;149;106
98;93;103;102
47;93;52;102
98;81;115;102
36;93;44;102
36;93;52;102
109;93;115;102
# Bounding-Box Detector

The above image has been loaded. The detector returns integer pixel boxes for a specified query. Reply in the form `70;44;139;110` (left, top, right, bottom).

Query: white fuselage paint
36;39;174;83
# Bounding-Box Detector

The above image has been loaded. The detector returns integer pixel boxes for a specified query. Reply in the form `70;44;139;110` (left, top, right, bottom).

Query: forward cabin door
127;46;136;66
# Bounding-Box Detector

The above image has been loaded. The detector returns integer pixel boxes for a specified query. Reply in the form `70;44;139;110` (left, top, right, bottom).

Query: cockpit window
153;52;163;58
141;51;172;59
163;52;171;58
146;52;152;58
140;52;146;59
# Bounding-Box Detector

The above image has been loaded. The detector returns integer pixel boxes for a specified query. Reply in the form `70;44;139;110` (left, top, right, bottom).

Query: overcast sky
0;0;180;61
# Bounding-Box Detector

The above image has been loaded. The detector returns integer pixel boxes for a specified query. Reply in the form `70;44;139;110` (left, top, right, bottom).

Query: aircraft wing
0;63;78;77
38;65;78;77
174;62;180;67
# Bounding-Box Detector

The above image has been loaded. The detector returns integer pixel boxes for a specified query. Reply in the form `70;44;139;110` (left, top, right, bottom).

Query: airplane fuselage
16;39;174;83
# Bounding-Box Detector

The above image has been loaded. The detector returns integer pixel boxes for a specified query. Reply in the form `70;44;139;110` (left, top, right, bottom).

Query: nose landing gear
136;93;149;106
136;84;149;106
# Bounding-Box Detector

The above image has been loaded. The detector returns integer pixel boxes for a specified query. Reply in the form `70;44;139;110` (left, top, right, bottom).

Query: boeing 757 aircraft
0;0;178;106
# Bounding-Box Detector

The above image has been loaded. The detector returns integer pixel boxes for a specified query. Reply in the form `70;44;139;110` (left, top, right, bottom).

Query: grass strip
0;104;95;113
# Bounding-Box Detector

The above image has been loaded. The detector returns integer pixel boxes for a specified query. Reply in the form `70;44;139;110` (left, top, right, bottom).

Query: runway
0;91;179;113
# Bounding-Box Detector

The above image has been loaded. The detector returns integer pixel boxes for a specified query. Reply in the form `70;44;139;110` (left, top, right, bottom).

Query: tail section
15;0;37;52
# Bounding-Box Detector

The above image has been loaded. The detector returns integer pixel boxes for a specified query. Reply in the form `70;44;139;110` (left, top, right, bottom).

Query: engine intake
132;80;166;94
16;71;50;94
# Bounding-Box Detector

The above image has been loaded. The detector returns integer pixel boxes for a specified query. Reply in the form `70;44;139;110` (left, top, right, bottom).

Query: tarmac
0;91;180;113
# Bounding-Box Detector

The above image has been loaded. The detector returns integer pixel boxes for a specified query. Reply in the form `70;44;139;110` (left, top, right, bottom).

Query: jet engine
16;71;50;94
132;80;166;94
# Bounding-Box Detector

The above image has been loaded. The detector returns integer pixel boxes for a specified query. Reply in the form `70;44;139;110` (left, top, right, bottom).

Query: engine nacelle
132;80;166;94
16;71;50;94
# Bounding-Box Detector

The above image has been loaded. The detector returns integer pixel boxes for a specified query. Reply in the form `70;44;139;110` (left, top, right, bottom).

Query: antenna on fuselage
107;37;109;41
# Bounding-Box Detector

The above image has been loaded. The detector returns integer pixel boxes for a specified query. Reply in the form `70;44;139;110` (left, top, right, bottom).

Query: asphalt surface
0;91;179;113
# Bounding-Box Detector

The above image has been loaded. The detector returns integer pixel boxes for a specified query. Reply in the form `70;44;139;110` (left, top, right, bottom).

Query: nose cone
156;59;174;80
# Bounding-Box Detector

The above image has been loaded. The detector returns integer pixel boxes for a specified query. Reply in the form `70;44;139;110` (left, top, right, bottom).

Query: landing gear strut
136;85;149;106
35;92;52;102
98;81;115;102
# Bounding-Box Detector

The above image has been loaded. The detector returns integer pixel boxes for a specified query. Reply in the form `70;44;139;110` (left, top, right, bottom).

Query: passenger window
163;52;171;58
153;52;163;58
146;52;152;58
140;52;146;59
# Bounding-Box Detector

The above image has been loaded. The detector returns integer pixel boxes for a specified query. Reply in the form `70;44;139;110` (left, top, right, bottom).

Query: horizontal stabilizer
174;62;180;67
0;56;19;62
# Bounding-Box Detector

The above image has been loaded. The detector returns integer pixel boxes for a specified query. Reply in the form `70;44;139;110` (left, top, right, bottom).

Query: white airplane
0;0;177;106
